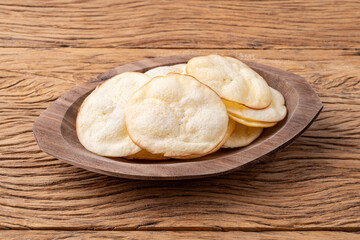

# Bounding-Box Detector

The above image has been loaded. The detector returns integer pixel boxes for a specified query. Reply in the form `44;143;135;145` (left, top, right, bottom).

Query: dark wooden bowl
33;55;322;180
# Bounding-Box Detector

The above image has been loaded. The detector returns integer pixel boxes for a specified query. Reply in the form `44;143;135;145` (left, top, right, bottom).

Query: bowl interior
60;63;298;165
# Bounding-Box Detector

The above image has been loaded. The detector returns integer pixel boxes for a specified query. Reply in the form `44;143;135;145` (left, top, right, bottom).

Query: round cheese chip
125;73;229;158
222;123;263;148
76;72;151;157
186;55;272;109
145;64;187;78
224;87;287;123
229;113;277;128
124;150;169;160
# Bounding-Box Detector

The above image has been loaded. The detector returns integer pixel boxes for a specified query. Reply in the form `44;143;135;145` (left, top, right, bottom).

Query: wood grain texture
0;0;359;49
1;0;359;237
1;231;360;240
0;48;359;230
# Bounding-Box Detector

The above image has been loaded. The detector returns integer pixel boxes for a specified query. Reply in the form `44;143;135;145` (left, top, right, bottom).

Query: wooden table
1;1;359;239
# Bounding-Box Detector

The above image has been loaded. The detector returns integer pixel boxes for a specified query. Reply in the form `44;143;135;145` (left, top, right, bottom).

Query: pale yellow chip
229;113;277;128
124;150;169;160
224;87;287;123
145;64;187;78
177;118;236;159
76;72;151;157
222;123;263;148
186;55;272;109
125;73;229;158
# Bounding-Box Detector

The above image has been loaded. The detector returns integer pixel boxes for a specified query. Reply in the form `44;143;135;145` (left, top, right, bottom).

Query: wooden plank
0;48;359;230
0;0;359;49
1;231;360;240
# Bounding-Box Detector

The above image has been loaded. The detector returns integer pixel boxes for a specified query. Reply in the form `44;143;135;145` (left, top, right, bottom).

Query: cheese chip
125;73;229;158
76;72;151;157
224;87;287;123
186;55;272;109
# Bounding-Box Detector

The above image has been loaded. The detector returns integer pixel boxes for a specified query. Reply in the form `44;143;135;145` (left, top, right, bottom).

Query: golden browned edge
223;98;287;123
229;113;278;128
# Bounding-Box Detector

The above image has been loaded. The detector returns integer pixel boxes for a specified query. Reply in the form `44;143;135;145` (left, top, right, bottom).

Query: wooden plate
33;55;323;180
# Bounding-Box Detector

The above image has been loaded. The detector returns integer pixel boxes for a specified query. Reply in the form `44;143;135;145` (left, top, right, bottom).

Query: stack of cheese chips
77;55;287;160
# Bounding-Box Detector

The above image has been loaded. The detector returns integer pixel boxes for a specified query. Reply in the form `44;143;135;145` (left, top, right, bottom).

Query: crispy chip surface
76;72;151;157
186;55;272;109
177;118;236;159
125;73;229;158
